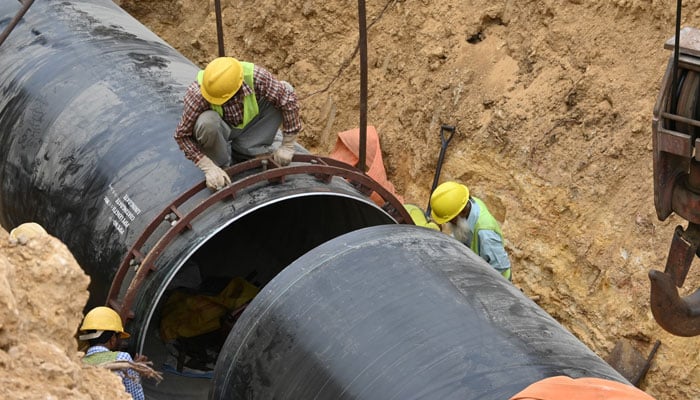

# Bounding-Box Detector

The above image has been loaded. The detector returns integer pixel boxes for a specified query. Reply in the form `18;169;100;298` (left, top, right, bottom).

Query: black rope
214;0;225;57
358;0;368;173
0;0;36;48
670;0;682;118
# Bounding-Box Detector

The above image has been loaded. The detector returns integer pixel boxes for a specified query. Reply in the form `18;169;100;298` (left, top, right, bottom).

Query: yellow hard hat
200;57;244;105
429;181;470;224
9;222;47;241
79;306;130;339
404;204;441;231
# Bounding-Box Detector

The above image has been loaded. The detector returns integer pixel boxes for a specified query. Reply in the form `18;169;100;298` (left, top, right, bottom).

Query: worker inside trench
136;193;395;399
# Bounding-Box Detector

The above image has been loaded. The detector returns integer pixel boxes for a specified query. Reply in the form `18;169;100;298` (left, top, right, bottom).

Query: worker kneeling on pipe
79;307;149;400
430;181;512;280
174;57;302;191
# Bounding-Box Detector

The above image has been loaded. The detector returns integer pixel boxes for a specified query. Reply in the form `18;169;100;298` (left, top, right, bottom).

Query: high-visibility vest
197;61;259;128
470;197;503;254
83;350;118;365
471;197;511;280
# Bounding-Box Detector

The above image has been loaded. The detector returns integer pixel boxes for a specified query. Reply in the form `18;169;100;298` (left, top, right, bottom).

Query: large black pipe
0;0;202;308
211;225;627;399
0;1;634;399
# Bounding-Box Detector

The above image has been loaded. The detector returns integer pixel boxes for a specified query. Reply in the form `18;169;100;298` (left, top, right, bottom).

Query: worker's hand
273;133;296;166
134;353;149;363
196;155;231;191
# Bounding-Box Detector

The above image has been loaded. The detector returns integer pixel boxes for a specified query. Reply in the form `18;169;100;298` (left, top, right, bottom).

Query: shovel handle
435;125;455;178
426;125;457;217
441;125;455;147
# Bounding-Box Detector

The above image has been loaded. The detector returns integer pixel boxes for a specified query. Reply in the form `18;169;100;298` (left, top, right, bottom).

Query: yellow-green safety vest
197;61;259;129
83;350;119;365
471;197;511;280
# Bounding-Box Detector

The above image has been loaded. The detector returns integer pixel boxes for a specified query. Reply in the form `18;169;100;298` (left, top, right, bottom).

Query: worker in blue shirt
430;181;512;280
79;306;146;400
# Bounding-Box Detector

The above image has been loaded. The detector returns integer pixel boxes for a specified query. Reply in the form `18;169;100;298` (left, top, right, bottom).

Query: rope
98;360;164;384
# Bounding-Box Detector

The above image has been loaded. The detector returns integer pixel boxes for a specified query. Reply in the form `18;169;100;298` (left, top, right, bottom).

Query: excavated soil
0;229;132;399
2;0;700;398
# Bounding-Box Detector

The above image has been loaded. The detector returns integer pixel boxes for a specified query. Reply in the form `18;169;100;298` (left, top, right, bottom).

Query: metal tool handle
425;125;456;218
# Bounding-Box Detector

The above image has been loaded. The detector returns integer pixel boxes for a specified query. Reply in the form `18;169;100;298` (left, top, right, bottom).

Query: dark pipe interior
134;194;394;399
196;195;393;276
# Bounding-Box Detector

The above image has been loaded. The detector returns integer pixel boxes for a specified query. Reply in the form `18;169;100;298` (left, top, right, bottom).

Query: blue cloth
462;199;511;274
85;346;145;400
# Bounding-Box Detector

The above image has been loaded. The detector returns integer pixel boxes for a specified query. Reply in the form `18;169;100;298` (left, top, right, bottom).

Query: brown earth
0;229;131;399
2;0;700;398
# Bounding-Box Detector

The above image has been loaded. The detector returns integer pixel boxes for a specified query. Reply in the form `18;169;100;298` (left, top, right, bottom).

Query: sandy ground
2;0;700;398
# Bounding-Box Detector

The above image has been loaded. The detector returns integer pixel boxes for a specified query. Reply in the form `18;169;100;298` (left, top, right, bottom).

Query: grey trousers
194;98;283;167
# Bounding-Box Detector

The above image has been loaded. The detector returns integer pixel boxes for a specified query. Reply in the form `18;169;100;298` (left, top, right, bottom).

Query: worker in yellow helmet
430;181;512;281
174;57;302;191
79;306;147;399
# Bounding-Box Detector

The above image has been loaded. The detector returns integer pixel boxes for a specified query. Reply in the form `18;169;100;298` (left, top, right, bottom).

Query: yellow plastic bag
159;277;259;342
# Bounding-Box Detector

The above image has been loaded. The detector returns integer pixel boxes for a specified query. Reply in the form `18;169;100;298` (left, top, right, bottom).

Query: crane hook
649;223;700;336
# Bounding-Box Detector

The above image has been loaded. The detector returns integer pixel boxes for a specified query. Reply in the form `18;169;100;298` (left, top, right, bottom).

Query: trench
0;0;633;399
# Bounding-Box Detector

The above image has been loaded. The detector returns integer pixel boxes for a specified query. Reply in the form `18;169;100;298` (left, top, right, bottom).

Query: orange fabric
329;126;403;205
510;376;656;400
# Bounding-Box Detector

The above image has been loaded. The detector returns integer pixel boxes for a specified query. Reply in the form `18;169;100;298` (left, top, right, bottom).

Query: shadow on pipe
0;1;631;399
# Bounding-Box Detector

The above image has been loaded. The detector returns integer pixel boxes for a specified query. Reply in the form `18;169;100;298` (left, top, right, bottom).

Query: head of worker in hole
429;181;513;281
79;306;148;399
174;56;302;191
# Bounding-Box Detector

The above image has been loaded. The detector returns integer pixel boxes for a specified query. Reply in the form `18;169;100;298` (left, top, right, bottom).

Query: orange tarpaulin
510;376;656;400
329;126;403;205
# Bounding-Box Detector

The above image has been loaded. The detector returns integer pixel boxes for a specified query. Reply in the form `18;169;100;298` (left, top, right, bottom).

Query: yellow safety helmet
404;204;440;231
199;57;244;105
79;306;130;339
9;222;47;241
429;181;470;224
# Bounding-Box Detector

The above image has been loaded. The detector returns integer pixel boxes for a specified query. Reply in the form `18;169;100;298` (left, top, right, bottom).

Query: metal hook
649;223;700;336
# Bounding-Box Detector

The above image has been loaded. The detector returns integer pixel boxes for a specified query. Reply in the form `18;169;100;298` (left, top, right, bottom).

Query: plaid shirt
174;64;302;163
85;346;145;400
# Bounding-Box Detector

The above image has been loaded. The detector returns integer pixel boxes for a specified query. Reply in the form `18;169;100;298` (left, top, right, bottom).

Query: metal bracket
105;154;412;323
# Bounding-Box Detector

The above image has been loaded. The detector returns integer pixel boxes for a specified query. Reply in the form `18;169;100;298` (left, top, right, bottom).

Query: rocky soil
0;229;130;399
